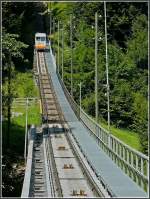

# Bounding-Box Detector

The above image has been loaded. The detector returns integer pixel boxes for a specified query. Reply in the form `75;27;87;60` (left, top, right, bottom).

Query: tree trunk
7;53;12;147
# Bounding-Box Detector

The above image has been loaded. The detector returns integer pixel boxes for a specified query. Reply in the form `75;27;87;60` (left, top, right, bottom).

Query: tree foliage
2;2;43;196
50;2;148;154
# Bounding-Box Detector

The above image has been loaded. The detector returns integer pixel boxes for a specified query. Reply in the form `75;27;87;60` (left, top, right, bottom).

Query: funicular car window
41;37;46;41
36;37;41;41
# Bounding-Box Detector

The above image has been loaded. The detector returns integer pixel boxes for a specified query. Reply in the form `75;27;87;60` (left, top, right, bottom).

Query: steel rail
37;51;107;197
22;50;115;198
37;51;62;197
57;69;149;192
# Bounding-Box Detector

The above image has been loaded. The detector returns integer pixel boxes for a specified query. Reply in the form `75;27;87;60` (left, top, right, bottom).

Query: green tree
2;32;28;146
50;1;148;154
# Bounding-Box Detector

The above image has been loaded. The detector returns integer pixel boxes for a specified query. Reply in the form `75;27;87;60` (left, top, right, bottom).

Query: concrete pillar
141;158;144;175
127;150;129;164
118;144;120;157
136;155;139;171
131;152;134;167
122;147;125;160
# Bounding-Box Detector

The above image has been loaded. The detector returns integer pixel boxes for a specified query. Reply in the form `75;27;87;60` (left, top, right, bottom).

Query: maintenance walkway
45;48;147;198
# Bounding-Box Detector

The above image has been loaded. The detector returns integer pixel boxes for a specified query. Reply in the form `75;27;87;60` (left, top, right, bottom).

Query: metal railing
57;72;149;193
43;136;55;197
21;127;35;198
65;126;114;198
12;98;40;162
57;73;80;118
46;133;63;197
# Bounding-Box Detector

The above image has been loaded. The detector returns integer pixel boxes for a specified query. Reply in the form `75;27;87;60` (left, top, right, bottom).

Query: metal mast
79;82;82;118
95;12;98;123
57;21;60;74
70;14;73;96
61;25;64;81
24;98;28;162
104;1;110;131
49;2;52;36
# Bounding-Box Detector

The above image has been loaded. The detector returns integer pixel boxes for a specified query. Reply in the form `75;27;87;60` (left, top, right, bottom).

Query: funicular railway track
30;127;48;197
28;50;108;198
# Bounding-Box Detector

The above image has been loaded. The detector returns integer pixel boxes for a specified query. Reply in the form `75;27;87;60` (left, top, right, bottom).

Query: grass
100;122;141;152
11;71;41;127
3;100;41;155
89;114;141;152
14;72;39;98
2;72;41;197
3;69;41;153
12;101;41;127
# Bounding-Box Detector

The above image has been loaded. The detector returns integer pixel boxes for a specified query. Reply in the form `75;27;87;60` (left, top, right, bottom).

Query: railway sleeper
34;164;44;167
46;99;55;102
44;94;54;98
34;157;42;160
34;156;43;160
34;180;45;184
41;75;49;79
34;190;46;193
34;147;41;151
41;77;49;80
34;160;44;164
34;186;46;190
43;90;53;94
35;170;44;174
42;85;51;89
45;102;55;106
35;167;44;170
47;113;59;116
34;194;45;197
48;119;60;122
43;87;52;91
41;80;49;85
41;77;49;81
34;183;44;188
34;167;44;171
34;173;44;176
34;176;43;180
47;107;57;111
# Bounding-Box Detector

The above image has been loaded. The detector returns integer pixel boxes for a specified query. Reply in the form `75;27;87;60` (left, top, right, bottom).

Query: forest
2;1;148;197
47;2;148;155
2;2;44;196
